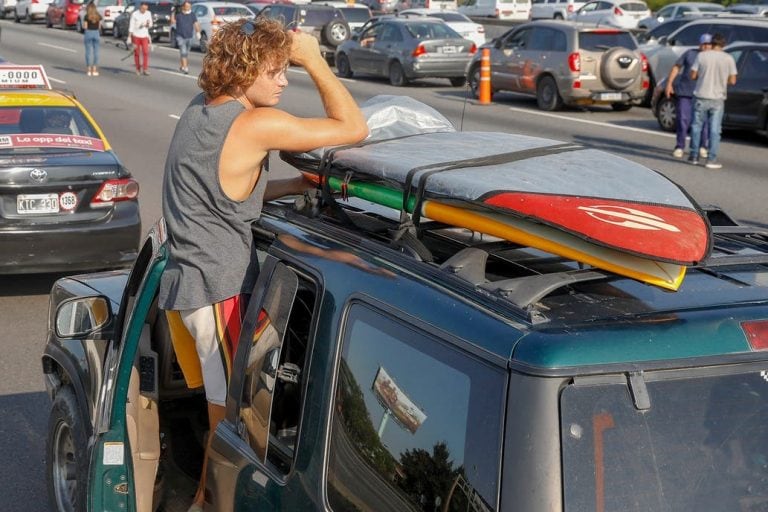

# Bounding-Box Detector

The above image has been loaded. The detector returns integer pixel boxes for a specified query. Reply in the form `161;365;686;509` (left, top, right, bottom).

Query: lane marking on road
169;114;180;120
157;68;197;80
47;76;66;84
287;67;354;83
507;106;675;139
37;42;77;53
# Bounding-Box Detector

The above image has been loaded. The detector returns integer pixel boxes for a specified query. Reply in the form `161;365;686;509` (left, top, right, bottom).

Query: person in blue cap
664;33;712;160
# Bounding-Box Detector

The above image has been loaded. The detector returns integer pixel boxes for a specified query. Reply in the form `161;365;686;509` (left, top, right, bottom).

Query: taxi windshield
0;106;103;152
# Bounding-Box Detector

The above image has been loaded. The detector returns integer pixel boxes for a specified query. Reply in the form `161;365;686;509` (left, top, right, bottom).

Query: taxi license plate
599;92;622;101
17;194;59;214
440;46;458;54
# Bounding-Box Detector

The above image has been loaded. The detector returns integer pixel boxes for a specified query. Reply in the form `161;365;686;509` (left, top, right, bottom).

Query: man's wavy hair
199;18;291;99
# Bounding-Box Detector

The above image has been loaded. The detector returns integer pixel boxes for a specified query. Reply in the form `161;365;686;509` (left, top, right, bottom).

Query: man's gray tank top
159;93;268;311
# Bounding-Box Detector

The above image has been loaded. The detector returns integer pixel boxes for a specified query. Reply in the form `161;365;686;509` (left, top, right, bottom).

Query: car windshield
561;367;768;511
149;3;172;14
339;7;370;22
619;1;647;10
300;8;339;24
211;6;252;16
405;21;461;39
579;31;637;50
0;107;103;152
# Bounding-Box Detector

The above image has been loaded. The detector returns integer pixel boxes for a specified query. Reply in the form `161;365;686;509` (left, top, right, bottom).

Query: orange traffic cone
479;48;491;105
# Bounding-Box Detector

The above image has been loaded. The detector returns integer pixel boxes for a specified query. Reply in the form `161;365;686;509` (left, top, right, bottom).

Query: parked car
316;2;373;32
637;1;723;31
569;0;651;29
725;3;768;16
336;16;475;86
529;0;585;20
392;0;456;12
0;64;140;274
635;16;694;44
14;0;54;22
45;0;84;28
113;0;173;41
399;8;485;45
173;1;253;52
259;3;351;63
76;0;125;34
640;18;768;104
458;0;531;20
41;153;768;511
466;21;648;110
0;0;17;19
652;42;768;136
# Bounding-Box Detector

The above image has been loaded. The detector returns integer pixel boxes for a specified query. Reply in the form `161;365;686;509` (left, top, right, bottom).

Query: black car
258;3;350;63
652;42;768;136
0;69;140;274
42;115;768;511
113;1;173;42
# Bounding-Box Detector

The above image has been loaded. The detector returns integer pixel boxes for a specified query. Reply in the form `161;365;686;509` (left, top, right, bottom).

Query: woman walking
83;1;102;76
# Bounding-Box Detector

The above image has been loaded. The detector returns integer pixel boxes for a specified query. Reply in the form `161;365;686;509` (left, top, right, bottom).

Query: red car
45;0;85;28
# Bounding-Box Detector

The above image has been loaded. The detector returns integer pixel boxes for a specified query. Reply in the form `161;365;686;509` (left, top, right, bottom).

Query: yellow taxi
0;65;140;274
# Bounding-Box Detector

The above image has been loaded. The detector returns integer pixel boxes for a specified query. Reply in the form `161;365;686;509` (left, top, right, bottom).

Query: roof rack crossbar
479;269;607;310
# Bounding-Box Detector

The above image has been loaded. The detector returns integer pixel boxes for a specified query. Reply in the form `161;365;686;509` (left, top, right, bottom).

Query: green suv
42;197;768;511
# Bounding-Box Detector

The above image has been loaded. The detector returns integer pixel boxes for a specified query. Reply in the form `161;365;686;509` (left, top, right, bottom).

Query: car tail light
614;6;623;15
31;0;38;4
91;179;139;207
642;79;649;89
742;320;768;351
469;43;477;54
640;52;648;72
573;80;581;88
568;52;581;72
412;43;426;57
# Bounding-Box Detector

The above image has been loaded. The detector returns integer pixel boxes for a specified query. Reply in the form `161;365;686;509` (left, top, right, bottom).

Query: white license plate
599;92;623;101
17;194;59;214
440;46;458;54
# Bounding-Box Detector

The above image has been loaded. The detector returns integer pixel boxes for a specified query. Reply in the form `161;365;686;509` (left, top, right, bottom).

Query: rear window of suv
299;7;341;25
578;30;637;51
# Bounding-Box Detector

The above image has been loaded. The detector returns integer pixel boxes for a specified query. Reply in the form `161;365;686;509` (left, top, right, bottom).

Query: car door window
657;5;673;17
503;27;530;49
359;23;382;47
326;303;505;512
580;1;599;12
741;49;768;81
379;23;403;43
528;27;564;51
673;24;712;46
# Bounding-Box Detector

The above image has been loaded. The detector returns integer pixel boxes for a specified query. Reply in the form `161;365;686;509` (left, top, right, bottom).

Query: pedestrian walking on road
173;0;199;74
83;1;102;76
665;33;711;159
158;18;368;512
688;33;738;169
128;1;153;75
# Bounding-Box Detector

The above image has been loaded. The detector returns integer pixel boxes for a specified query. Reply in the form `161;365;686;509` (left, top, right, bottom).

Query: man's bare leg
191;402;226;508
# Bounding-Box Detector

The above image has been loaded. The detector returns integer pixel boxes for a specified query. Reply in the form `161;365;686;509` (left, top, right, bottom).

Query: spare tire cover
322;19;350;47
600;46;641;90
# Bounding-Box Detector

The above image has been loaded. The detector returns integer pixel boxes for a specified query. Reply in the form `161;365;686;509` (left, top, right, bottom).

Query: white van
530;0;585;19
458;0;531;20
393;0;457;12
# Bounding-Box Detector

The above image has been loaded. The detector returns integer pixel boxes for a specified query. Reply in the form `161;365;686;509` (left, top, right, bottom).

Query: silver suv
466;21;649;111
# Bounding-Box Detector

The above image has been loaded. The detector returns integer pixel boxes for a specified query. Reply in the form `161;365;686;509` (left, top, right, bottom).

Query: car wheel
468;64;481;98
553;12;563;19
611;102;632;112
450;77;466;87
46;15;52;28
14;9;20;22
46;388;88;512
113;24;121;39
323;20;350;47
388;61;408;87
655;96;676;132
199;32;208;53
536;75;562;111
336;53;353;78
75;18;82;32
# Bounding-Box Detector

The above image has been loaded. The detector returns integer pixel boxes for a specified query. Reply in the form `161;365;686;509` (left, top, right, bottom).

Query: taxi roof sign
0;65;51;89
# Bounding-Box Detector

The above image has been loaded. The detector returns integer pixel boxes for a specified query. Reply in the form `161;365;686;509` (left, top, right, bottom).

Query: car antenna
459;82;470;131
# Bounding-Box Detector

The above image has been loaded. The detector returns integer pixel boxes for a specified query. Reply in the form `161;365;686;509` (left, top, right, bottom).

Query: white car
458;0;531;20
188;1;254;53
1;0;17;19
637;1;723;30
76;0;124;34
15;0;53;22
399;8;485;46
530;0;586;20
570;0;650;29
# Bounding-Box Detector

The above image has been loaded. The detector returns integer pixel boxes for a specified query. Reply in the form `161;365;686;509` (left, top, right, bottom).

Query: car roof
673;16;768;28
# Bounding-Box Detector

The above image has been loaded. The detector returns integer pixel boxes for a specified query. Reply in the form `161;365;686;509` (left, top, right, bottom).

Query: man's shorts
166;294;249;406
176;36;193;58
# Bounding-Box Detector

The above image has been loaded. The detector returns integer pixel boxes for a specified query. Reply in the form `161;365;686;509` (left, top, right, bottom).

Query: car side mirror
494;38;503;49
656;35;667;44
666;36;675;46
56;296;112;337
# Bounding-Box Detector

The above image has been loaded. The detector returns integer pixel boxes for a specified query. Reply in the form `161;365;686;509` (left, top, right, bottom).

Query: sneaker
183;67;189;75
672;148;684;158
93;70;99;76
142;70;150;76
135;69;141;76
87;70;92;76
700;147;708;159
705;159;722;169
688;155;699;166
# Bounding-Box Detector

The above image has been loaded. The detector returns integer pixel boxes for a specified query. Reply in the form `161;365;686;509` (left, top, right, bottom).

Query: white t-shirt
692;50;738;101
129;9;153;39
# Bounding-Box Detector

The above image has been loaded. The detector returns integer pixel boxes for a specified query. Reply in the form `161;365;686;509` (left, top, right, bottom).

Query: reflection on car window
528;27;566;51
741;49;768;81
405;21;461;40
561;370;768;510
675;24;713;46
327;304;505;512
579;31;636;50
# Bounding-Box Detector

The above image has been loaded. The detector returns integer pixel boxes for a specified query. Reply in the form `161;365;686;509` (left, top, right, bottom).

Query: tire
536;75;563;111
611;102;632;111
46;388;89;512
450;77;466;87
336;53;353;78
198;31;208;53
322;19;349;47
553;12;563;19
75;18;82;33
468;64;481;98
388;61;407;87
655;96;676;132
